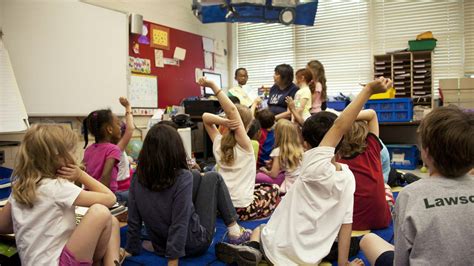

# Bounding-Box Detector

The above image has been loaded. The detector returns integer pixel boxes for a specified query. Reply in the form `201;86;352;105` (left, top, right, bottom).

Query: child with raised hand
116;97;135;194
256;119;303;193
337;109;392;230
360;106;474;266
215;77;392;266
199;77;280;221
82;97;130;197
0;124;121;265
125;124;251;265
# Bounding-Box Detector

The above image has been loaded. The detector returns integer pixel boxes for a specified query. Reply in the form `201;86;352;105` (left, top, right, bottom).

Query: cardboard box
444;101;474;109
460;78;474;89
439;78;459;90
443;90;474;101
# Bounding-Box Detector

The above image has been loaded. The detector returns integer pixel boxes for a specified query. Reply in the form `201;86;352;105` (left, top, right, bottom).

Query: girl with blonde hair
0;124;121;265
200;77;280;221
257;119;303;193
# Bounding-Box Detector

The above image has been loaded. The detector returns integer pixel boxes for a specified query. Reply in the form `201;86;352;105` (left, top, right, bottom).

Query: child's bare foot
349;258;365;266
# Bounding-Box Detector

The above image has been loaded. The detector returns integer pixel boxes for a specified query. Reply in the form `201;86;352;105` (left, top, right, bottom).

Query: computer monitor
202;71;222;96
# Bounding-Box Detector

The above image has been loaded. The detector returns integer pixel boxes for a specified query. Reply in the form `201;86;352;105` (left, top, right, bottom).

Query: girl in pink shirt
82;97;132;194
307;60;328;114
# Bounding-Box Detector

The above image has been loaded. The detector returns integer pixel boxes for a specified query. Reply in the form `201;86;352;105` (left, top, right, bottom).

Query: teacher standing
267;64;298;120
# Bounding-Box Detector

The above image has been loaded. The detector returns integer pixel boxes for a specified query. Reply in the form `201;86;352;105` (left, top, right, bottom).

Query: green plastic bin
408;39;437;51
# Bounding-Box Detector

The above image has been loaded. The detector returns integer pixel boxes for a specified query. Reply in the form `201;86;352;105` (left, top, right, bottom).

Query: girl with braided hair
82;97;132;196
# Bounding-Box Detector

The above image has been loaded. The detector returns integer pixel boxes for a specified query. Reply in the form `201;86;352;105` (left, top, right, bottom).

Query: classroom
0;0;473;265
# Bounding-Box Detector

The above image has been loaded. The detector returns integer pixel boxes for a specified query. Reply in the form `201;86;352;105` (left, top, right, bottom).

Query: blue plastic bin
327;101;347;111
365;98;413;122
386;145;418;170
0;167;13;200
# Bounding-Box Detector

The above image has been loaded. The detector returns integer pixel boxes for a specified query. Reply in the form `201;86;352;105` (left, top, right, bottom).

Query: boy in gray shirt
360;106;474;266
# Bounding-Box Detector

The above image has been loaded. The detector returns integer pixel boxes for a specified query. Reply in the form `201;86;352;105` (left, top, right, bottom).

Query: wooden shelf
373;51;434;108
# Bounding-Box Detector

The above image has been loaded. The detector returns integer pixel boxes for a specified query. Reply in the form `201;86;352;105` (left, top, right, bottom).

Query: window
236;23;295;90
234;0;470;95
465;1;474;74
294;1;371;95
373;1;464;91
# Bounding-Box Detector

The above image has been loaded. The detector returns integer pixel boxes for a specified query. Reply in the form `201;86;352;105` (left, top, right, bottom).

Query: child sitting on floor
0;124;121;265
200;77;280;221
82;97;131;203
254;109;276;169
215;77;392;265
337;109;392;230
360;106;474;266
125;124;251;265
256;119;303;193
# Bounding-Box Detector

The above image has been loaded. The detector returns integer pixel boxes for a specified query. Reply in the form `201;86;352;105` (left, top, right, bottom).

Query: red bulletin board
129;20;205;108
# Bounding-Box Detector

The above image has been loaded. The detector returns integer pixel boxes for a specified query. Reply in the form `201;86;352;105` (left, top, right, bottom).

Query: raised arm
198;78;252;152
250;97;262;118
202;113;230;142
117;97;135;151
356;109;379;136
319;77;392;148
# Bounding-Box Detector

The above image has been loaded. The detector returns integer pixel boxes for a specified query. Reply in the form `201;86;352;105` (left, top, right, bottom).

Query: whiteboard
0;39;29;133
2;1;128;116
129;74;158;108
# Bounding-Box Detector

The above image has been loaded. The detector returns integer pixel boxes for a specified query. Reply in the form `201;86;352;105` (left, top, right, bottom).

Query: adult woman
267;64;298;120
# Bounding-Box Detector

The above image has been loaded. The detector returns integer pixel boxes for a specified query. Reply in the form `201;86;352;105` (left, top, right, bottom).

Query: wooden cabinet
374;51;434;108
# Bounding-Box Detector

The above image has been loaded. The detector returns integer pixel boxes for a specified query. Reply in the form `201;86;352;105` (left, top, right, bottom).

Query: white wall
82;0;231;87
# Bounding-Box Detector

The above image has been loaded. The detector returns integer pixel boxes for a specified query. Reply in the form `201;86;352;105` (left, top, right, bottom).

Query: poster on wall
129;74;158;108
150;24;170;50
154;49;164;68
129;56;151;74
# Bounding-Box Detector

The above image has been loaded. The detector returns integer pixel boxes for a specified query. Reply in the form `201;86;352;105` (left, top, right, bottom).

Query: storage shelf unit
373;51;434;108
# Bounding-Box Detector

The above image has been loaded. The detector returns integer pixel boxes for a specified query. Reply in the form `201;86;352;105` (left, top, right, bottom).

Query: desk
379;121;420;145
190;116;214;160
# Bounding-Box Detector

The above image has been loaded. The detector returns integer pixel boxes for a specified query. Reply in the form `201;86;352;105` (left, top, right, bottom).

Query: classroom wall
82;0;230;88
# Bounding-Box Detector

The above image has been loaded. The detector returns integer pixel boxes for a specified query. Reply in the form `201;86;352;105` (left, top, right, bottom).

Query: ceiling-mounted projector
192;0;319;26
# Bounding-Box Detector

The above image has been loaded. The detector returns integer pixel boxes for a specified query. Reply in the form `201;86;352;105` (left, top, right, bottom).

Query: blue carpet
121;192;398;265
121;218;269;266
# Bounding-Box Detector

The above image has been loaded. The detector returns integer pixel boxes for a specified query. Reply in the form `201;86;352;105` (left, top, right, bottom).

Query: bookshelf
373;51;434;108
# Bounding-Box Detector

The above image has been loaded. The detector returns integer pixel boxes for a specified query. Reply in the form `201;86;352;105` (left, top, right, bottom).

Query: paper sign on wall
129;74;158;108
154;49;164;68
174;47;186;61
204;51;213;69
202;37;214;52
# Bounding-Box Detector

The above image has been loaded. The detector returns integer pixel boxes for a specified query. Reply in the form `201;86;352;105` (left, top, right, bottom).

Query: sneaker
215;242;262;266
228;227;252;245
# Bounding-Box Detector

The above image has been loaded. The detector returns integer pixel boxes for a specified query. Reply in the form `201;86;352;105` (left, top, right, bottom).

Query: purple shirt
83;143;121;192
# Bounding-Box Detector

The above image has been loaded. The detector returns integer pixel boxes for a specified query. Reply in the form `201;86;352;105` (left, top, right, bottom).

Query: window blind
465;1;474;74
236;23;295;89
294;1;372;96
235;0;469;95
373;1;464;92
